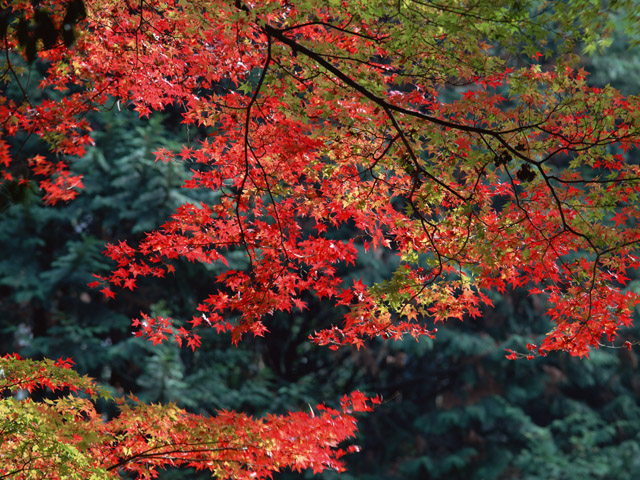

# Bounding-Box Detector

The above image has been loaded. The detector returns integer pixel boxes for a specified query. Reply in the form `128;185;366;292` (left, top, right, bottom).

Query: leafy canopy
1;0;640;477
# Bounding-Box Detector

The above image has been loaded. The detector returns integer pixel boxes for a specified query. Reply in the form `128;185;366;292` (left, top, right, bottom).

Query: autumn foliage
0;354;378;479
2;0;640;477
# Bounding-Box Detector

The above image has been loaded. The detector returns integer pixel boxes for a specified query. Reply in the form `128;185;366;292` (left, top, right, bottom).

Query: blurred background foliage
2;12;640;480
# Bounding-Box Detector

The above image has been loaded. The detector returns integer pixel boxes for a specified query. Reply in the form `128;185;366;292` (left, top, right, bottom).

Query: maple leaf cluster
41;0;637;357
0;355;380;479
2;0;640;477
1;0;639;353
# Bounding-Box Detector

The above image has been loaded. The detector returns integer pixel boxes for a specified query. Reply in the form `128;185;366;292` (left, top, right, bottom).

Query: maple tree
2;0;640;478
0;354;378;479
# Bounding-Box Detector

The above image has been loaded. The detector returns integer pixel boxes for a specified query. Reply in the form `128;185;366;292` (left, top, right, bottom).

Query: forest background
2;0;640;479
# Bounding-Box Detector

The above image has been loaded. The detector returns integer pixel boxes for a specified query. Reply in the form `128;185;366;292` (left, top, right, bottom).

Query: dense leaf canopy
1;0;640;478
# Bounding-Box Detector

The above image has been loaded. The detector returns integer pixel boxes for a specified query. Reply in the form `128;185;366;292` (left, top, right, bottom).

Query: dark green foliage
0;108;211;388
319;291;640;480
583;14;640;94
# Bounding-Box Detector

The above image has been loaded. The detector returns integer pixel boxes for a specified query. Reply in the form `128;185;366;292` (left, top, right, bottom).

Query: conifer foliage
1;0;640;478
